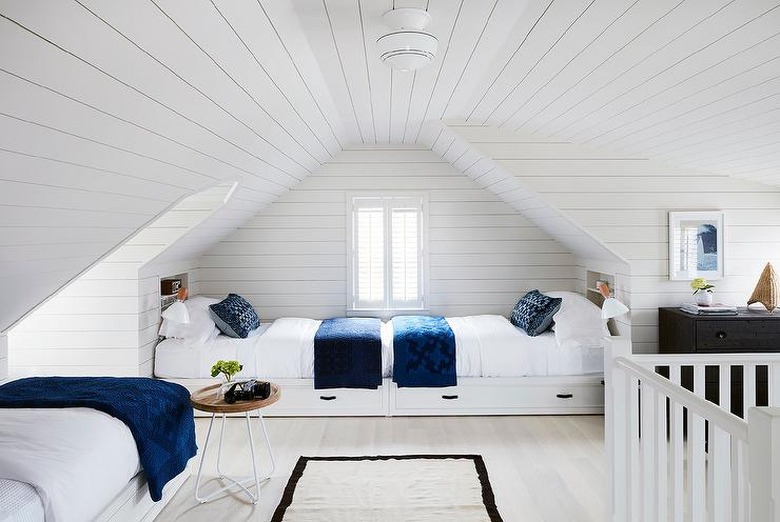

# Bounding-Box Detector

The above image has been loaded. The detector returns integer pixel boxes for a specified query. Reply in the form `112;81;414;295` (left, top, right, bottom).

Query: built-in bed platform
156;292;609;417
167;376;605;417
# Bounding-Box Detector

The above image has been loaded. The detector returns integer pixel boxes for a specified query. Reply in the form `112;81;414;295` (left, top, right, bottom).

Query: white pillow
546;291;609;349
158;296;220;344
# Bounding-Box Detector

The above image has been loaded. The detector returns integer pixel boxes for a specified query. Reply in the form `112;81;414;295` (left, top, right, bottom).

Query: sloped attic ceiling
2;0;779;331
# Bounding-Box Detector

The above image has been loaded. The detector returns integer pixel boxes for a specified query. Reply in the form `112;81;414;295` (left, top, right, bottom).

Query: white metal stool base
194;411;276;504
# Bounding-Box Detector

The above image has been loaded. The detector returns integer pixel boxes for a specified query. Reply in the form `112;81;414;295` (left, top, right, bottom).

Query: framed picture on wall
668;211;724;281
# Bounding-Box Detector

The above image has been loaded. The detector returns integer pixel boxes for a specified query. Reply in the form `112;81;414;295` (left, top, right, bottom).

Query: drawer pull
441;395;459;400
716;331;727;340
319;395;337;401
556;393;573;399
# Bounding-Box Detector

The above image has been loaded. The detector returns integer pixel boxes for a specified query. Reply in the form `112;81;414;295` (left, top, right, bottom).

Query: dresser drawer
262;381;388;416
696;320;780;351
389;377;604;415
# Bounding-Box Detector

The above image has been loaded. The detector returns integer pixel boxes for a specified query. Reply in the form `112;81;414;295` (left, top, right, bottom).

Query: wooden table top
190;382;281;414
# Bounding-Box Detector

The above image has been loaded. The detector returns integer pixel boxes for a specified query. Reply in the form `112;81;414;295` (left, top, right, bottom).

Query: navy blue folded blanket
0;377;197;502
314;317;383;389
392;315;456;388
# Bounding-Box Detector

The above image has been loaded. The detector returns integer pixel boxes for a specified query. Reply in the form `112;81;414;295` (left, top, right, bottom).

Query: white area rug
271;454;503;521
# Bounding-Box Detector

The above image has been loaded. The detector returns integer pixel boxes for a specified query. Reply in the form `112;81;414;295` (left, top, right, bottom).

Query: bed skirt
165;376;604;417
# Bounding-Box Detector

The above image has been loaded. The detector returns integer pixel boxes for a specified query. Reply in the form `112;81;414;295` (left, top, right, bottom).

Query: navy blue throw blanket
392;315;456;388
314;318;382;389
0;377;197;502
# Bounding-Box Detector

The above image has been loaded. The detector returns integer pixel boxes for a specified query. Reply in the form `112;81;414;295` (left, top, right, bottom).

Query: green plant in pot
691;277;715;306
211;359;243;382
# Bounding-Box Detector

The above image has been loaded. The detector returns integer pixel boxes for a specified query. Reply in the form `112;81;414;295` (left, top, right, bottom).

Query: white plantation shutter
355;204;384;307
391;203;420;307
350;195;425;310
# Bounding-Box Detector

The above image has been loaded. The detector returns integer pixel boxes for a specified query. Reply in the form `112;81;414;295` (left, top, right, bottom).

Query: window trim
346;192;429;316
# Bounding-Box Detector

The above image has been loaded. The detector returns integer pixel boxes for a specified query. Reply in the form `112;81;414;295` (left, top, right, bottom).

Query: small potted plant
211;359;243;397
691;277;715;306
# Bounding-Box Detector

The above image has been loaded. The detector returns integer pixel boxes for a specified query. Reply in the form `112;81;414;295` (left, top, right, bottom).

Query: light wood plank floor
155;415;605;521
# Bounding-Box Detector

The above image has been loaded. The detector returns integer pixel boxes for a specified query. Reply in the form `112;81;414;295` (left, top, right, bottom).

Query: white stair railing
605;337;780;521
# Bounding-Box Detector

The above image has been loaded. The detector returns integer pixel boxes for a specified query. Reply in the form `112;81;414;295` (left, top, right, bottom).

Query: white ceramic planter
695;291;713;306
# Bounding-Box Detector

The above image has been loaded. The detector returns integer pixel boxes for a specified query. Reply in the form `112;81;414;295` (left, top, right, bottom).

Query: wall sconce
162;287;190;324
597;281;629;320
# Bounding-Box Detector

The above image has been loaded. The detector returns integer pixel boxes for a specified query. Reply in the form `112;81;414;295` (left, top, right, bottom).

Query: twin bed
0;378;196;522
155;291;608;416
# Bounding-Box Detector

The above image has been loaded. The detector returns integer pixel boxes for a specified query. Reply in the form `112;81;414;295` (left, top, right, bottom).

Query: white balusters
690;365;707;521
708;423;730;521
604;336;630;522
731;438;747;522
720;365;731;413
771;363;780;406
611;366;629;522
669;365;685;522
744;364;757;415
606;347;780;521
629;375;640;518
748;408;780;521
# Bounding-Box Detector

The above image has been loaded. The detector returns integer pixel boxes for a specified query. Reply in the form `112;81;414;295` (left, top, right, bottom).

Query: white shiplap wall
198;145;578;319
8;184;236;377
9;257;149;377
428;123;632;335
0;1;325;334
451;124;780;353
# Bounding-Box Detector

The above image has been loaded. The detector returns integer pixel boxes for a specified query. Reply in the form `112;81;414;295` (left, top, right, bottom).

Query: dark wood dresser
658;307;780;417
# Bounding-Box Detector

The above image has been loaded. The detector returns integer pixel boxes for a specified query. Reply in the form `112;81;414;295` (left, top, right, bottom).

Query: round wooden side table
190;382;280;504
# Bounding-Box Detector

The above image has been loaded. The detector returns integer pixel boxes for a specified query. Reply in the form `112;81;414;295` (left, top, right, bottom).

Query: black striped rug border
271;454;503;522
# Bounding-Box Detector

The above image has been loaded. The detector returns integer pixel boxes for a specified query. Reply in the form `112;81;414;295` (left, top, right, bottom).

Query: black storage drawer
696;320;756;351
695;319;780;351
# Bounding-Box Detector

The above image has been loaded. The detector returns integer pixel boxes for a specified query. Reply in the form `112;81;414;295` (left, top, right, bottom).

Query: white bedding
0;479;43;522
0;408;140;522
155;315;603;380
155;323;272;379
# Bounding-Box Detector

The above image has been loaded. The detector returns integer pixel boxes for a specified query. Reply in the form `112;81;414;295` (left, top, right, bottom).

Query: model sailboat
748;262;778;313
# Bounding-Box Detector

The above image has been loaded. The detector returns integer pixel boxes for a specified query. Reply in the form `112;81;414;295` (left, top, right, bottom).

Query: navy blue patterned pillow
209;294;259;339
510;290;562;337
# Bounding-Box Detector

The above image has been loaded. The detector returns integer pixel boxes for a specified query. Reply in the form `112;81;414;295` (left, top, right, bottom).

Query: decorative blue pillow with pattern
510;290;562;337
209;294;259;339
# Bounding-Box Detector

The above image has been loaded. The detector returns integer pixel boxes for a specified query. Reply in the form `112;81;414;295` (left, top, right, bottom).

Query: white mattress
0;479;43;522
0;408;141;522
155;315;603;380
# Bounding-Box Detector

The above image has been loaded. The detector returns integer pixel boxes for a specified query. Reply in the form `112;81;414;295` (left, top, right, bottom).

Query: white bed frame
167;375;604;417
97;464;190;522
96;464;190;522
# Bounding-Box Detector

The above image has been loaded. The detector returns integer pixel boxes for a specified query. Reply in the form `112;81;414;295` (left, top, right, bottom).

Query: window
348;195;427;311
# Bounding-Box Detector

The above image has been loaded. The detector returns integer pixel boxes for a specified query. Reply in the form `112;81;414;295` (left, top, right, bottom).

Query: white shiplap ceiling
293;0;780;182
1;0;779;331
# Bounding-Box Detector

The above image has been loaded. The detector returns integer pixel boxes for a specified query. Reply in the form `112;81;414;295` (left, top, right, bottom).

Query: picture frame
668;211;724;281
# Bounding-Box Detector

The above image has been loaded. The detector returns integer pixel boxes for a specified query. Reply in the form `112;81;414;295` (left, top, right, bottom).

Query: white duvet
155;315;603;380
0;407;140;522
446;315;554;377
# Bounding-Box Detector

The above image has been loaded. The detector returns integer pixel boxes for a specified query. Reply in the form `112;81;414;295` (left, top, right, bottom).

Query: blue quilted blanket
392;315;456;388
314;318;383;389
0;377;197;502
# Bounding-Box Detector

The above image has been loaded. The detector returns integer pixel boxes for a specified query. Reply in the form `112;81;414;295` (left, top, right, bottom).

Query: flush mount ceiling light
376;8;437;72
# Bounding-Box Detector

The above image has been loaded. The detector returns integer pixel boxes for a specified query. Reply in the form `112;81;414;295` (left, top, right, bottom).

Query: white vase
215;381;235;398
695;291;713;306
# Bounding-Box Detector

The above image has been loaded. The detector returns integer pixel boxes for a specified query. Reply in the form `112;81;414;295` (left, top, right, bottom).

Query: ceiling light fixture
376;8;437;72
